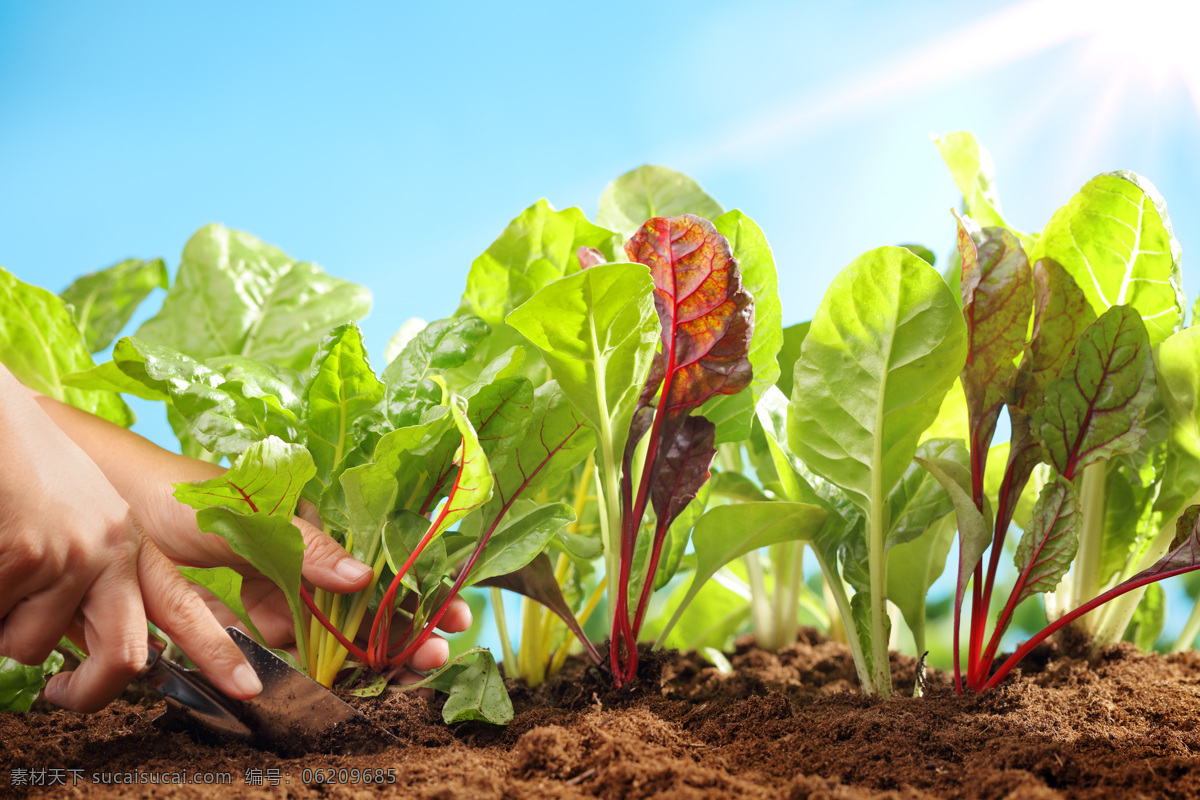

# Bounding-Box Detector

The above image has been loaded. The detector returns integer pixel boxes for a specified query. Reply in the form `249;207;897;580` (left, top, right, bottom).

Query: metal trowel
145;627;397;755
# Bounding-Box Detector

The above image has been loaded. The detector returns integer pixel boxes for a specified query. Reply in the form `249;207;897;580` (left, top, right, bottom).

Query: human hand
31;392;472;673
136;470;473;673
0;367;262;712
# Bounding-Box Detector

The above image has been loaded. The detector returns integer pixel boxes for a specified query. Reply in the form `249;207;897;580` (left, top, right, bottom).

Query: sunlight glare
1084;0;1200;94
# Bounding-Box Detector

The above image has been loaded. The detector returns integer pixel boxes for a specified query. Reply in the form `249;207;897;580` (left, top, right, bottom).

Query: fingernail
233;664;262;697
336;558;372;582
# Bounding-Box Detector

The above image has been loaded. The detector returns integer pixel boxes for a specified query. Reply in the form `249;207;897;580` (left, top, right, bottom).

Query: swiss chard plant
58;225;601;722
920;149;1200;691
458;166;814;688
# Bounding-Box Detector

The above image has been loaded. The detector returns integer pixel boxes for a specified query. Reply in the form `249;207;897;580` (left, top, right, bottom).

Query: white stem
1071;463;1108;634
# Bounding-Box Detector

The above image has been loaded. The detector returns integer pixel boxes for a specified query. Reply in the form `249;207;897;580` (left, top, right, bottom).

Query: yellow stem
549;576;607;674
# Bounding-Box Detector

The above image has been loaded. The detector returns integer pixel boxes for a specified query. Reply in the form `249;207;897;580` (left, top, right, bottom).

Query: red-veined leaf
1034;305;1155;480
1011;477;1079;606
956;219;1033;485
624;214;753;418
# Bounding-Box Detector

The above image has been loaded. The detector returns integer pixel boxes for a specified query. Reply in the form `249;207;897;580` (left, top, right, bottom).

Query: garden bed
5;631;1200;799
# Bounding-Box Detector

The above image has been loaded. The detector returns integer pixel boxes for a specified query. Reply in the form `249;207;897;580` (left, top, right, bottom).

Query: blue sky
4;0;1200;655
5;3;1196;400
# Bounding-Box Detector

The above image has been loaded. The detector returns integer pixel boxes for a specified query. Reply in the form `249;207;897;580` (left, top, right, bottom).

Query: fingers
394;668;434;700
434;596;473;634
137;541;262;701
292;515;373;593
296;499;323;530
0;583;86;666
42;549;147;713
406;635;449;672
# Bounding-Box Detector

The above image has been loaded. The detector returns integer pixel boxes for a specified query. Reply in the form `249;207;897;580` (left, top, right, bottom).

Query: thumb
293;515;374;593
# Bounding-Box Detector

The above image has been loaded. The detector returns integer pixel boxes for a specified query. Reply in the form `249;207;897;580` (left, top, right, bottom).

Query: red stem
967;564;985;683
979;481;1015;641
301;585;368;662
388;423;603;670
612;460;640;685
971;559;1030;690
632;515;670;635
368;492;456;669
980;564;1200;691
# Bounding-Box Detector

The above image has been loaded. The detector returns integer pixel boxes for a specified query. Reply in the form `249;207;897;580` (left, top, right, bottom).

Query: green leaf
709;471;771;502
0;266;133;426
1034;305;1156;479
506;262;658;472
463;350;535;476
1099;463;1151;587
1030;172;1184;344
774;321;809;401
385;317;427;365
915;456;992;576
207;356;304;442
788;246;968;515
1013;478;1080;606
474;382;596;534
595;165;725;240
177;566;266;643
755;385;857;559
1154;327;1200;519
193;508;309;672
0;651;64;712
956;221;1033;451
698;210;784;439
458;199;617;325
900;244;936;266
646;568;751;653
173;436;315;516
78;338;268;455
439;399;496;530
465;502;575;586
304;323;385;486
441;651;513;725
335;412;455;560
921;379;969;443
932;131;1035;251
887;438;964;550
381;315;489;426
383;511;447;598
658;502;827;643
136;224;371;370
887;512;956;654
60;258;168;353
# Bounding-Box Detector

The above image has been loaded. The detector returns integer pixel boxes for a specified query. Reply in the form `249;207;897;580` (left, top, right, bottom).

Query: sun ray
681;0;1200;172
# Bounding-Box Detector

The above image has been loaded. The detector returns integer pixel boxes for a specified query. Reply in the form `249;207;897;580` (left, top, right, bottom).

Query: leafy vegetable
789;246;967;696
0;266;133;426
136;224;372;371
595;165;724;240
60;258;168;353
1029;172;1184;345
0;651;64;712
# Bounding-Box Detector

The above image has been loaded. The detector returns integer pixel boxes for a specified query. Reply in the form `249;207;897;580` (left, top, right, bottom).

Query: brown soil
4;630;1200;799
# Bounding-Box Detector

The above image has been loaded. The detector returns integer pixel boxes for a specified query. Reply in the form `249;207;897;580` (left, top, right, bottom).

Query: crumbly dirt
5;629;1200;798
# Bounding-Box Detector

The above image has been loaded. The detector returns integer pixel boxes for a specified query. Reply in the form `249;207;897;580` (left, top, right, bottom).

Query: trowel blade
151;627;396;755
